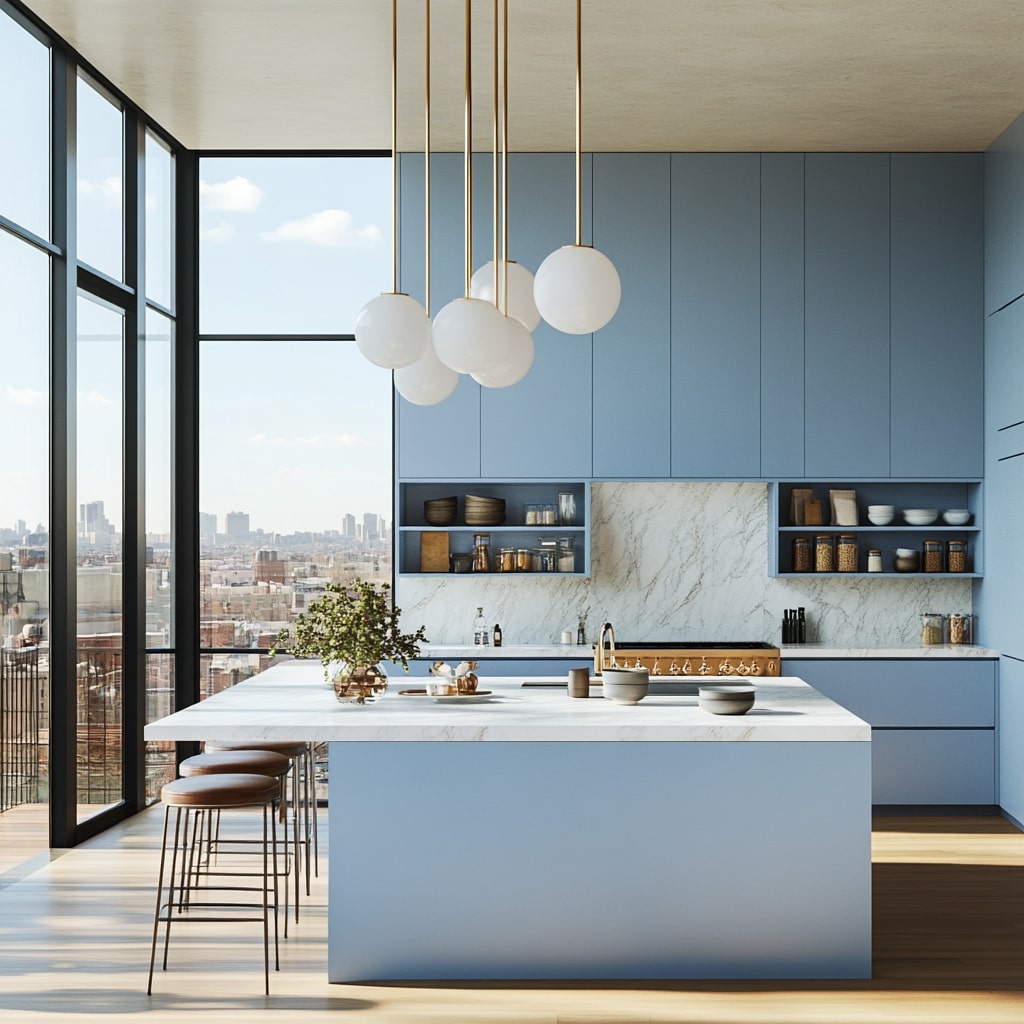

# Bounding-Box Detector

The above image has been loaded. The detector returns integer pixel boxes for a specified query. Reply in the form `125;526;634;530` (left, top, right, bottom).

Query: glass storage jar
498;546;516;572
920;612;945;645
945;612;974;644
814;534;835;572
472;533;491;572
792;537;811;573
922;539;943;573
867;548;883;573
947;539;968;573
558;536;576;572
516;547;532;572
836;533;858;572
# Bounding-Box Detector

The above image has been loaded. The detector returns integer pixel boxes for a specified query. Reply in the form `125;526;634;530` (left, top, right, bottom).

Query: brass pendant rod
574;0;582;247
425;0;431;314
390;0;399;292
491;0;500;309
501;0;509;314
463;0;473;297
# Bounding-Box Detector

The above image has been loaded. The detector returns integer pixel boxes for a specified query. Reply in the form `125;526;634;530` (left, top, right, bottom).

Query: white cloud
78;389;116;409
201;220;235;242
200;176;264;212
260;209;381;248
78;176;122;206
246;432;372;449
3;386;47;408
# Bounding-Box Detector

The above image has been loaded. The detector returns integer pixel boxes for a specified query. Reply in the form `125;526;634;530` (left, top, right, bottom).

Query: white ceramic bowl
867;504;895;513
601;667;650;705
895;547;917;558
902;508;938;526
942;509;971;525
867;513;894;526
698;684;755;716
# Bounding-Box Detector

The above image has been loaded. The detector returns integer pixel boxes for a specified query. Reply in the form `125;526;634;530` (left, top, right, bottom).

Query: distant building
224;511;250;540
363;513;379;542
254;548;286;585
78;501;115;545
198;512;217;544
342;513;356;538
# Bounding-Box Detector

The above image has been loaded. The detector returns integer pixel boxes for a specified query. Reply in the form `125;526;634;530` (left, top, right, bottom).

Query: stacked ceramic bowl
942;509;971;525
423;496;457;526
697;684;756;716
464;494;506;526
866;504;895;525
902;508;938;525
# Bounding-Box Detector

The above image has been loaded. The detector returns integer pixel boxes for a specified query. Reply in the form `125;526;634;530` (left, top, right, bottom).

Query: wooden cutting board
420;532;450;573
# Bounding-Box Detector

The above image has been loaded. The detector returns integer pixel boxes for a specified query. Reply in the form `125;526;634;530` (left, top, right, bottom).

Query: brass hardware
736;660;750;676
719;659;734;675
682;659;691;675
698;657;711;676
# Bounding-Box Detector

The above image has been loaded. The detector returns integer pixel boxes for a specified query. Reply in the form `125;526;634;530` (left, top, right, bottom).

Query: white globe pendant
354;292;431;369
533;244;621;334
432;295;510;374
472;315;535;388
469;260;541;332
393;340;459;406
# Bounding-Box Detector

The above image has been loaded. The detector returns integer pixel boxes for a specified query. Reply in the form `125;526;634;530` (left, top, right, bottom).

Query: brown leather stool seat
181;749;291;778
205;739;307;758
148;773;281;995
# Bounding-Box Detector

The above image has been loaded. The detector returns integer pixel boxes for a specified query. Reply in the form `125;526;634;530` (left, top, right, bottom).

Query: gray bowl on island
698;684;756;715
601;667;650;705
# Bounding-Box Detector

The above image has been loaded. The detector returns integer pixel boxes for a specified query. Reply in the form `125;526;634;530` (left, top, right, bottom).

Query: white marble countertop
144;662;869;744
421;643;999;660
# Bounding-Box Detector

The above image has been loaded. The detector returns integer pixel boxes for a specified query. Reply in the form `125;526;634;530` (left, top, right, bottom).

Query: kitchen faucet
594;622;616;675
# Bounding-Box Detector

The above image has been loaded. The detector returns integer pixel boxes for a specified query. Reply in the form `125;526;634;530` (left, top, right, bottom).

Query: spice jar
947;539;967;573
922;539;943;573
814;534;835;572
792;537;811;573
558;536;576;572
946;612;972;644
920;612;944;645
837;534;859;572
472;533;491;572
516;547;532;572
498;547;516;572
867;548;883;573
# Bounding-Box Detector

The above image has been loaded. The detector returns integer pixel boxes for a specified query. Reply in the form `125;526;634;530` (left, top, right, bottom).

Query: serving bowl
601;667;650;705
867;512;894;526
698;684;756;716
942;509;971;526
902;508;938;526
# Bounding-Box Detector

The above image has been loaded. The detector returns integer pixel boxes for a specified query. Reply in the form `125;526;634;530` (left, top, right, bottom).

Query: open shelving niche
769;481;983;578
397;481;590;577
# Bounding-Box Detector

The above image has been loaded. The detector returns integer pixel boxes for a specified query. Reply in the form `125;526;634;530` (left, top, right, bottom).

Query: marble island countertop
144;662;869;744
420;643;999;659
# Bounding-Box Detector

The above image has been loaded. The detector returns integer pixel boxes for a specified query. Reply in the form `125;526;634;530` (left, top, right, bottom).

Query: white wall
396;482;973;647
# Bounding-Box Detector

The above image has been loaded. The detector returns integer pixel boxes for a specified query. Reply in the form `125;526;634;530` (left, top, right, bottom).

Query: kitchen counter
781;644;999;658
145;663;871;982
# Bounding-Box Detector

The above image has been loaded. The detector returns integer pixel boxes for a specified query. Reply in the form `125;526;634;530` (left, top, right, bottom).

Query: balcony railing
1;646;42;812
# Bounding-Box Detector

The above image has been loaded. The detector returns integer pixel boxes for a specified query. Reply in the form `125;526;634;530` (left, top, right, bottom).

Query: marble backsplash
396;482;974;648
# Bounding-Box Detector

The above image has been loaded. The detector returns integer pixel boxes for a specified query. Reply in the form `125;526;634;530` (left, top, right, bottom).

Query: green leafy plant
272;579;428;682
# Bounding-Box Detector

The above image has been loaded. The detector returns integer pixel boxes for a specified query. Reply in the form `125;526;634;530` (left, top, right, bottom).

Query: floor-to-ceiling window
196;155;393;693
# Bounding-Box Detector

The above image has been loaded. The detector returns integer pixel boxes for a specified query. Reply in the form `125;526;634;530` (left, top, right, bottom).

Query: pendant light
431;0;509;375
355;0;431;369
533;0;621;335
395;0;459;406
472;0;535;388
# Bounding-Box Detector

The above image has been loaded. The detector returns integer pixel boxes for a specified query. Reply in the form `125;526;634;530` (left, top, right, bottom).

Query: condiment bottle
867;548;882;573
473;607;490;646
493;623;502;647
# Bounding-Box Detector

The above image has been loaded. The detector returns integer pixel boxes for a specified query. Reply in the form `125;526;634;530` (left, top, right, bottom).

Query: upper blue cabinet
670;154;761;478
890;154;983;478
986;112;1024;316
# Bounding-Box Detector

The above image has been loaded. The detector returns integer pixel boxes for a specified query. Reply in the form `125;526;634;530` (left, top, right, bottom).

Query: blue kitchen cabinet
890;154;984;478
670;154;761;478
396;153;481;478
804;154;890;478
784;658;996;805
985;111;1024;316
480;153;593;478
760;154;805;478
592;153;671;478
998;655;1024;826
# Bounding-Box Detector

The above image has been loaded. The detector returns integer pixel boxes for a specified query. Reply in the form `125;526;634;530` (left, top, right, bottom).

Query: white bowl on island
601;667;650;705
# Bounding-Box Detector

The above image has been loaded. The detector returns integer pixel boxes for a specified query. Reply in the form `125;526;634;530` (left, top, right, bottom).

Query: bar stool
179;749;298;929
204;739;318;896
148;773;280;995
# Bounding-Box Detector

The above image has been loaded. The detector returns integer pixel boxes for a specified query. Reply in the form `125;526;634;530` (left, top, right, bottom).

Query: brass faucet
594;621;616;675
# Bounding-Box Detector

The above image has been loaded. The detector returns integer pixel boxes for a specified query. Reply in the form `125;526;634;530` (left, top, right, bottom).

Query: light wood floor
0;811;1022;1022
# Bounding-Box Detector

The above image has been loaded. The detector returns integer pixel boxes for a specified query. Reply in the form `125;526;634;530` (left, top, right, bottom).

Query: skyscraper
224;511;250;540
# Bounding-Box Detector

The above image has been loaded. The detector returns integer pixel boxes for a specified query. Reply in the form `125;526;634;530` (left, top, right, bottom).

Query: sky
1;3;399;539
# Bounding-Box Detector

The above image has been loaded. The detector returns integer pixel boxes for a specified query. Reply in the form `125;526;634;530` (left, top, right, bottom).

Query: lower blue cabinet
782;658;996;805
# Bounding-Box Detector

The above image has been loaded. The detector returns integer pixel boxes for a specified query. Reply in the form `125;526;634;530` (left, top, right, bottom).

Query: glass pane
145;132;174;309
0;232;49;865
199;340;392;651
199;156;391;334
145;653;174;804
76;294;123;821
200;652;272;701
0;11;50;238
77;74;123;280
146;308;173;646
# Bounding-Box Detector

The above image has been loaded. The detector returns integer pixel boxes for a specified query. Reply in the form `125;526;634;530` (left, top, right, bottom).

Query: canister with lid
920;612;944;645
814;534;835;572
792;537;811;572
947;539;968;573
867;548;883;572
922;539;943;573
836;534;858;572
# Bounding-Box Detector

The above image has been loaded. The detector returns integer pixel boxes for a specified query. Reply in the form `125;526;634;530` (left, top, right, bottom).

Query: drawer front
782;659;996;727
872;729;995;804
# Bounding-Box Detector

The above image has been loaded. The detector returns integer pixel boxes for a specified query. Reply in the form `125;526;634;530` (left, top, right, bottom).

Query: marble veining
397;482;974;648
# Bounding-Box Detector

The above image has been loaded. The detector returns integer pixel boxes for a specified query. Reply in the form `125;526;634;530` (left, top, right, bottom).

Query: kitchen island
145;664;871;980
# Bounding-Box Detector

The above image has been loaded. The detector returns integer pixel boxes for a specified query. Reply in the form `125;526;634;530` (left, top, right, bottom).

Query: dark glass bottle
493;623;502;648
797;607;807;644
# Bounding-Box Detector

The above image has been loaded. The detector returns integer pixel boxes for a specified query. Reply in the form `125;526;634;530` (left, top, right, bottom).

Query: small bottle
797;607;807;644
782;609;792;644
867;548;883;573
577;616;586;645
473;607;489;646
493;623;502;647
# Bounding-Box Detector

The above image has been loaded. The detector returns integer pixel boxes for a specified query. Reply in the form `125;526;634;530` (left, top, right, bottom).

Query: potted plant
273;579;428;703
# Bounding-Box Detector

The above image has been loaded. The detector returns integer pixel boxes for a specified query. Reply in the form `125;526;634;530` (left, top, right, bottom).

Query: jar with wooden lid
920;612;944;645
867;548;883;573
922;539;943;573
947;539;967;573
836;534;858;572
814;534;835;573
792;536;811;573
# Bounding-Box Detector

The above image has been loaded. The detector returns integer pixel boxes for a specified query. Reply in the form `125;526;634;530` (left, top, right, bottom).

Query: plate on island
399;689;497;704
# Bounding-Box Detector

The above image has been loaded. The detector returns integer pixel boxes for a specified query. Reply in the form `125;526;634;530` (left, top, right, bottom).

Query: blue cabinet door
999;656;1024;823
804;154;890;478
396;153;480;478
985;111;1024;315
592;154;671;478
670;154;761;478
760;154;805;478
480;153;593;478
890;154;984;478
